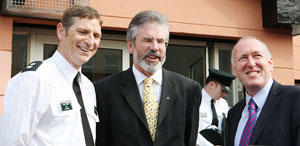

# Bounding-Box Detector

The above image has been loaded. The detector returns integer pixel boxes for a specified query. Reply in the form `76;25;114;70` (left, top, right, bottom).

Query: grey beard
139;57;166;73
133;48;166;73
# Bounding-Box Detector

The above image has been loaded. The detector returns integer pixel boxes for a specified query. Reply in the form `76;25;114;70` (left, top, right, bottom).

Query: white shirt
0;51;99;146
197;89;229;146
132;65;163;103
234;78;273;146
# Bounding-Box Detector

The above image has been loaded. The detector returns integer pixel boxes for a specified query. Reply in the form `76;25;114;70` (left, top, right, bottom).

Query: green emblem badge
60;100;73;111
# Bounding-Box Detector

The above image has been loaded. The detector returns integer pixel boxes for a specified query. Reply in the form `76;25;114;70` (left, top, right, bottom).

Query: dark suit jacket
226;80;300;146
94;68;202;146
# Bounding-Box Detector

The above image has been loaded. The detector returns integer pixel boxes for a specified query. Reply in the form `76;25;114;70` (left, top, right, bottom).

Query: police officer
197;68;235;146
0;6;102;146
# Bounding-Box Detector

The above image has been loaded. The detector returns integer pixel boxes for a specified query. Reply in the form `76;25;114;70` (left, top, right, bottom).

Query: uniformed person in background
197;68;235;146
0;6;102;146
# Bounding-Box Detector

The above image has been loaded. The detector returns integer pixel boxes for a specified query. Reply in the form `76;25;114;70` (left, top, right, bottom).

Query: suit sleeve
185;83;202;146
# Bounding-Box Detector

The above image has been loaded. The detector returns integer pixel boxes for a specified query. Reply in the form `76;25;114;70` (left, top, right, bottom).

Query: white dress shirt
0;51;99;146
234;78;273;146
197;89;229;146
132;65;163;103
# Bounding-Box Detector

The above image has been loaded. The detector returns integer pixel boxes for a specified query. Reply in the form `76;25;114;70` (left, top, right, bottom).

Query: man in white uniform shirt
0;6;102;146
197;68;235;146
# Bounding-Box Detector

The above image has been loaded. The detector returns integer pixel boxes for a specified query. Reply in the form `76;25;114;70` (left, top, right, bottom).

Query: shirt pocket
50;95;81;125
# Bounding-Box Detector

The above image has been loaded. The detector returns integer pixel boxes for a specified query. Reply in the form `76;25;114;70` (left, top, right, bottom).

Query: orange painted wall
91;0;294;84
0;16;13;116
293;36;300;80
0;0;296;115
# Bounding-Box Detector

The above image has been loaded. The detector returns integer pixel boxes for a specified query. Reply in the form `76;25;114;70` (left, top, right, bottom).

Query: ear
57;23;65;41
232;64;237;77
268;57;274;72
127;40;134;54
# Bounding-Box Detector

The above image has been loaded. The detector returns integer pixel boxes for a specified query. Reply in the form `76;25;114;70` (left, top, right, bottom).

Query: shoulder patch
22;61;43;73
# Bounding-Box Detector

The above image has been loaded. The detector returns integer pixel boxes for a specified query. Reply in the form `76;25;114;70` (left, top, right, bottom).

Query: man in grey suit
94;10;202;146
226;36;300;146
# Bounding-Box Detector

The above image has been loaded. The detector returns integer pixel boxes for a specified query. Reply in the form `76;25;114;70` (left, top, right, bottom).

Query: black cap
200;125;224;145
208;68;236;93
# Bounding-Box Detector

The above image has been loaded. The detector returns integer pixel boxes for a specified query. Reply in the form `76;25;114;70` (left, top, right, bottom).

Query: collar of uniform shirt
202;88;214;104
52;51;81;84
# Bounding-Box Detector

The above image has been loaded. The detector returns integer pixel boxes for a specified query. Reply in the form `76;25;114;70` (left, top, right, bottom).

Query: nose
84;34;94;47
247;56;256;67
150;40;159;52
223;91;228;97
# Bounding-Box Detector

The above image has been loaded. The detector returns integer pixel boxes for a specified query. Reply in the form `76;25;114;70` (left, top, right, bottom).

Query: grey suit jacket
226;80;300;146
94;68;202;146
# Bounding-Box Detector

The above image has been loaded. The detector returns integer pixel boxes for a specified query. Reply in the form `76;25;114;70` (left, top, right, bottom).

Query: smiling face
127;23;167;76
232;38;273;96
57;17;101;70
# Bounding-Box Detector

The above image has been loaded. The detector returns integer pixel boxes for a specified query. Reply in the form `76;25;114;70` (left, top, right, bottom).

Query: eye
94;33;101;39
157;39;165;44
142;38;152;43
254;53;262;58
78;30;86;35
238;56;247;62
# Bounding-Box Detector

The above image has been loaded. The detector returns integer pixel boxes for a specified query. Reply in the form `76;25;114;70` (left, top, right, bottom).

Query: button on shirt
197;89;229;146
234;78;273;146
0;51;99;146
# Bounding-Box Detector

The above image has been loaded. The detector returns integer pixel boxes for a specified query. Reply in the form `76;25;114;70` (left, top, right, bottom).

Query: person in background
0;5;102;146
197;68;235;146
227;36;300;146
94;10;202;146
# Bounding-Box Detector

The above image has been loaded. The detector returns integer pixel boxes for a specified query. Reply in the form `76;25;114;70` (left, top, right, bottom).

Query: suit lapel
157;69;178;126
250;81;283;144
228;99;246;146
121;69;148;129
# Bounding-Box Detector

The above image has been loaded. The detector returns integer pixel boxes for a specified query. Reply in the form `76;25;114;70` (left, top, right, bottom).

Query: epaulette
22;61;43;73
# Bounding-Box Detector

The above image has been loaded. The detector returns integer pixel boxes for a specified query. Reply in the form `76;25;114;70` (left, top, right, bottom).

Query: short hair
126;10;169;43
231;36;272;66
205;76;218;85
61;5;103;32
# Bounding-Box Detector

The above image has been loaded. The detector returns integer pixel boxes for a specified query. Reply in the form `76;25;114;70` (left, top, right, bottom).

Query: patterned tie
211;99;218;127
143;78;159;141
239;98;257;146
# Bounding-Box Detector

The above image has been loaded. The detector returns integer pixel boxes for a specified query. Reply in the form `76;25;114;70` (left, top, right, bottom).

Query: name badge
200;112;207;118
60;100;73;111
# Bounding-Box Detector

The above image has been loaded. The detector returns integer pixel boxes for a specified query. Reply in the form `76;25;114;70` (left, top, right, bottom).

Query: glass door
33;34;129;82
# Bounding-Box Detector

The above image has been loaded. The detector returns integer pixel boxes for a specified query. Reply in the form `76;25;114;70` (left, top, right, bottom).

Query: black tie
211;99;218;127
73;72;94;146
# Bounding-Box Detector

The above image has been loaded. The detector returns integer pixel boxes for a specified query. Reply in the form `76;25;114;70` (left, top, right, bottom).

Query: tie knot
248;98;257;111
211;99;215;103
144;78;153;87
74;72;80;80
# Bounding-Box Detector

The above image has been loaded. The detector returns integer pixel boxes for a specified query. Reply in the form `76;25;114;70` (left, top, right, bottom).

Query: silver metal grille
1;0;90;20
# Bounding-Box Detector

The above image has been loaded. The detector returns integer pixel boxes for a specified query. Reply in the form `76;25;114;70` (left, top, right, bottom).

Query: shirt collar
202;88;213;103
51;51;81;83
132;65;162;86
245;78;273;110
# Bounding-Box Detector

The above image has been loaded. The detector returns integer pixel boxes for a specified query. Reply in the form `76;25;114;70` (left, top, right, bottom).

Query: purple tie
239;98;257;146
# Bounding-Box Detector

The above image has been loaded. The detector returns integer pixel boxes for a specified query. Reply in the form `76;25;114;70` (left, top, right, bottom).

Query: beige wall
293;35;300;80
0;16;13;115
0;0;296;115
92;0;294;84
